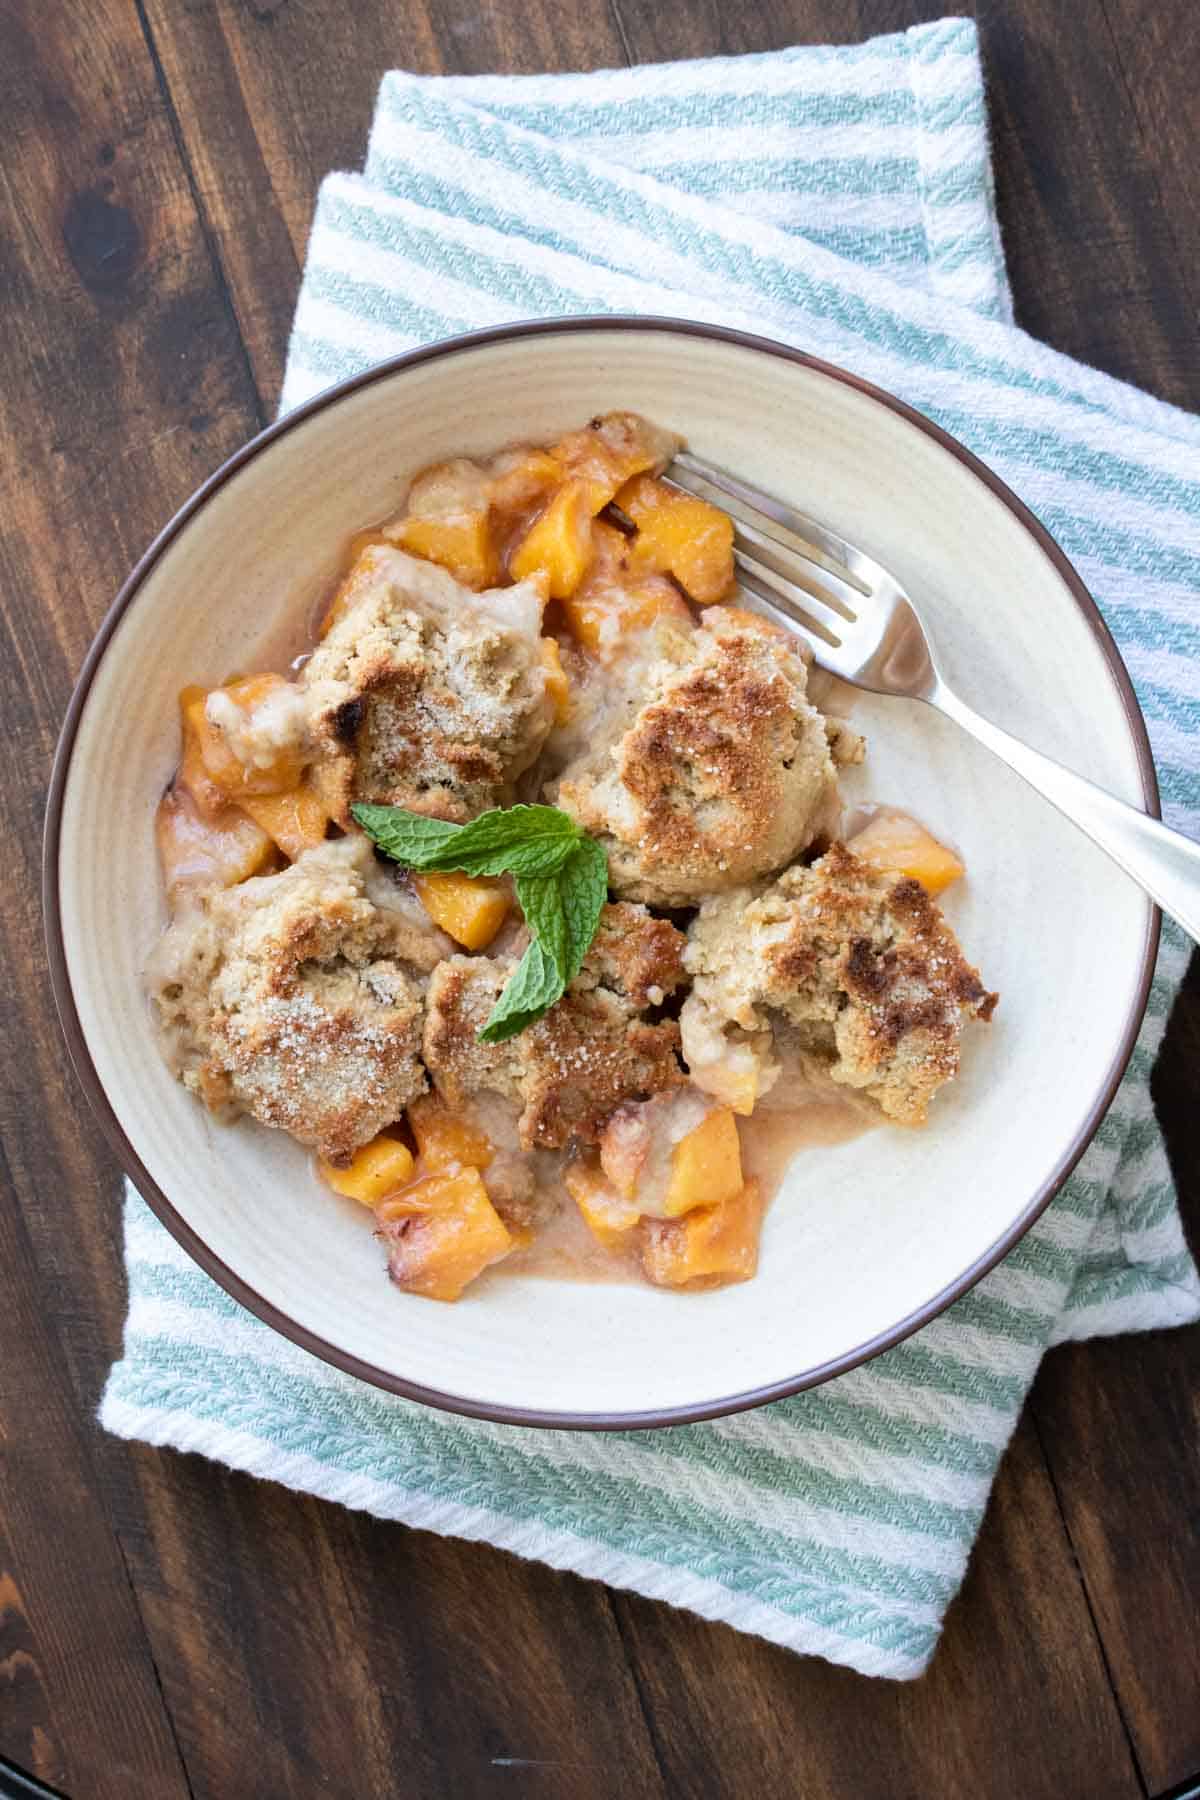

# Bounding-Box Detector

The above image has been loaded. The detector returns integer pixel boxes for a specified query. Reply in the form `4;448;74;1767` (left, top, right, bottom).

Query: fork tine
734;559;841;648
670;450;879;598
668;460;865;621
728;517;858;622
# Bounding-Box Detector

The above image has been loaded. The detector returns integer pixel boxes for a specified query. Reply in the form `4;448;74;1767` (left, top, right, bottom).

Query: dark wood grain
977;0;1200;408
1027;948;1200;1795
135;0;629;403
0;1201;189;1799
113;1449;666;1800
612;1417;1141;1800
2;0;1199;1794
0;0;258;1792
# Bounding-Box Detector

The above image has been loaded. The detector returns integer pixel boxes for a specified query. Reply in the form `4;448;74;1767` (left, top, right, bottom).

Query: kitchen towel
102;18;1200;1679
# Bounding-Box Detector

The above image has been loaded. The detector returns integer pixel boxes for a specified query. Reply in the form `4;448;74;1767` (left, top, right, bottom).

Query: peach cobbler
149;414;997;1301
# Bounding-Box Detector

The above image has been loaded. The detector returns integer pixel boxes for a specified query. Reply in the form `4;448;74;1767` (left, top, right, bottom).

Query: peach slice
662;1107;743;1218
407;1095;494;1173
377;1168;513;1301
413;871;510;951
390;512;499;590
156;787;275;894
320;1135;416;1206
849;813;964;896
642;1179;765;1290
509;480;594;598
564;1158;642;1251
238;782;330;861
191;674;308;798
618;473;736;605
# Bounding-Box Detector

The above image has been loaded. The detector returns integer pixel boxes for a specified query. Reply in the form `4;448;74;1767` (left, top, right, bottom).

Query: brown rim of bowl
43;315;1161;1431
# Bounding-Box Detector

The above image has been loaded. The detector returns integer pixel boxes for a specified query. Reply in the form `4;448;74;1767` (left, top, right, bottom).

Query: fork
667;450;1200;945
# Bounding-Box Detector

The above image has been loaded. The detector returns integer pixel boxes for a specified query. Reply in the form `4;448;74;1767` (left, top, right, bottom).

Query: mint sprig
351;802;609;1041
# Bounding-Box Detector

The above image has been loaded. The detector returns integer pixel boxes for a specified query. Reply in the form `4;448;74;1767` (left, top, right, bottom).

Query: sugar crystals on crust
682;843;997;1125
303;545;554;825
554;607;838;906
149;837;430;1163
423;902;687;1149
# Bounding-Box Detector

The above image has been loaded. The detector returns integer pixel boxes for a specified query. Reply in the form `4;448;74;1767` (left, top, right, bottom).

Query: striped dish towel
102;19;1200;1679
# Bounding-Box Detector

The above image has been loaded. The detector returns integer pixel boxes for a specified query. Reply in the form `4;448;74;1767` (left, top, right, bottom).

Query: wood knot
62;187;141;293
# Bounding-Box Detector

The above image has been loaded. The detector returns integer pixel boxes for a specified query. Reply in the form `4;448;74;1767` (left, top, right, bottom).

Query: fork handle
930;682;1200;946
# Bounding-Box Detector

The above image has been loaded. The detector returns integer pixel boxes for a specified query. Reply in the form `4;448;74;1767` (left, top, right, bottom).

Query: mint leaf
479;938;564;1043
354;801;582;877
352;798;608;1042
351;804;463;865
420;804;581;876
559;837;609;984
490;842;608;1039
514;871;568;976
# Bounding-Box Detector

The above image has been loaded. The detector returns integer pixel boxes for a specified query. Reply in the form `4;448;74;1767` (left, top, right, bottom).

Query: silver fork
668;450;1200;945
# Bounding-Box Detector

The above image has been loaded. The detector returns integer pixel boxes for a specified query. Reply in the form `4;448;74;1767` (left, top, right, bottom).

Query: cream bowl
45;318;1157;1427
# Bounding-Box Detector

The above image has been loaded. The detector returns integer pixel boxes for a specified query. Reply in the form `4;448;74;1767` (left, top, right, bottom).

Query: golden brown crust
578;904;686;1009
423;903;686;1150
152;839;429;1163
556;608;837;906
209;968;425;1166
303;545;552;825
682;843;996;1125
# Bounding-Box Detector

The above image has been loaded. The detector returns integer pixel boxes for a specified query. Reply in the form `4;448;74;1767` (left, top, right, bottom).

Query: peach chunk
562;520;692;657
178;685;230;822
390;513;499;590
539;637;571;725
239;782;331;861
377;1168;513;1301
487;449;563;537
564;1158;641;1250
320;1135;415;1205
662;1106;743;1218
549;416;665;514
563;574;691;657
193;673;308;798
618;473;736;605
509;480;594;598
642;1179;765;1290
413;870;510;951
408;1094;494;1172
848;813;965;896
156;788;275;894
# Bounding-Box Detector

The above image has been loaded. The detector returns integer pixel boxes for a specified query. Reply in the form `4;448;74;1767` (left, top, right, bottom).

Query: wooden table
3;3;1198;1795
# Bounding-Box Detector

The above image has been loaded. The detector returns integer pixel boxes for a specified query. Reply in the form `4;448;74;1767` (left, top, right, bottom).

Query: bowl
45;318;1157;1428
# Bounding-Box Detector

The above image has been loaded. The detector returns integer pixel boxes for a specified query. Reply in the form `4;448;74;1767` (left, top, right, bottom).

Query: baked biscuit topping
150;839;428;1164
555;607;837;906
682;843;997;1126
423;903;686;1149
303;546;553;825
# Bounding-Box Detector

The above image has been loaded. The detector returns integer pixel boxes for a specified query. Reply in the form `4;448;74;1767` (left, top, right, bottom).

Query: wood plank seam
606;0;638;66
129;0;270;433
1094;0;1196;294
106;1527;199;1800
1026;1406;1150;1798
605;1596;671;1795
